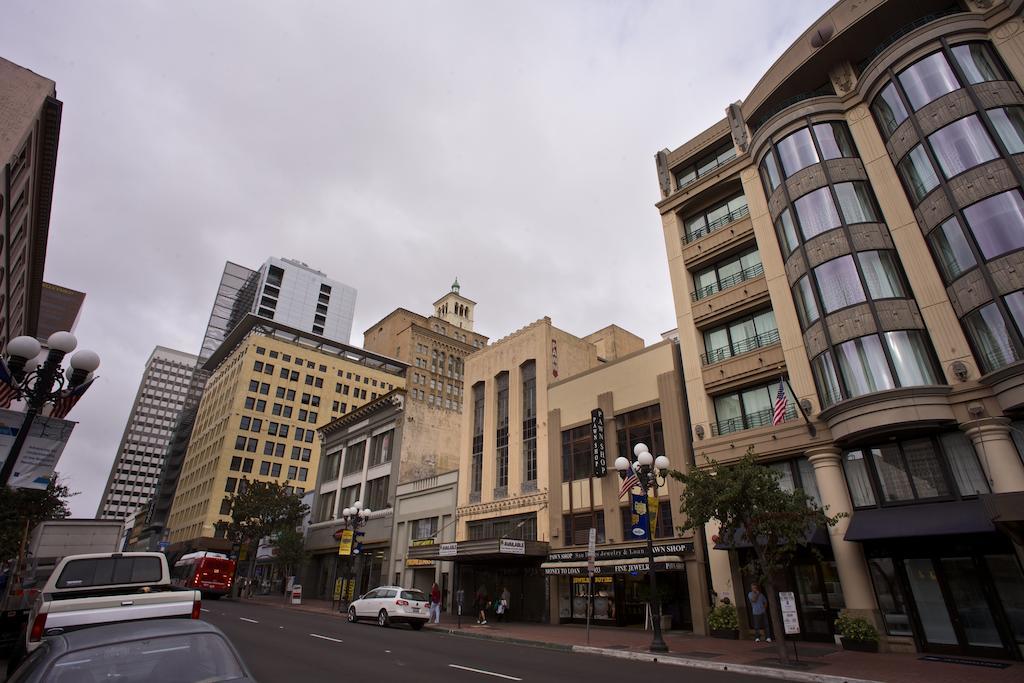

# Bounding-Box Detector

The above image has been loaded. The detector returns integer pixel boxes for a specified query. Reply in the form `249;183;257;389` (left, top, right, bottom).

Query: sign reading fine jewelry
0;409;76;490
499;539;526;555
591;408;606;477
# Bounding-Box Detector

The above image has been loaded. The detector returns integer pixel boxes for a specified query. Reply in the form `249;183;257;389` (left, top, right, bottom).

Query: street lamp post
615;442;671;654
0;332;100;487
337;500;371;611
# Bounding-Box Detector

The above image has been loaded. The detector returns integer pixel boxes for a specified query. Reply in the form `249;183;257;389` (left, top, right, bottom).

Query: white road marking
239;617;259;624
385;650;391;653
309;633;343;643
200;608;211;613
448;664;522;681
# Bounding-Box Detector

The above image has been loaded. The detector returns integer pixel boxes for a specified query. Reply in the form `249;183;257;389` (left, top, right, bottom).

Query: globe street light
616;442;671;653
336;501;372;611
0;332;100;487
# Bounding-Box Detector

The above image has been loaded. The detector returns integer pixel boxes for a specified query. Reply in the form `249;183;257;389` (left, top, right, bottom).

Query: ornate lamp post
615;442;671;653
337;500;371;610
0;332;100;487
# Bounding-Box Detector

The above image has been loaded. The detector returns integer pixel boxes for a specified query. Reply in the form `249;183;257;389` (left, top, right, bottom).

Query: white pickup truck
24;551;201;656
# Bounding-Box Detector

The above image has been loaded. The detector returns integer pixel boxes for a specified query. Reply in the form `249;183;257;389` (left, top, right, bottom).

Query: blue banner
629;493;649;540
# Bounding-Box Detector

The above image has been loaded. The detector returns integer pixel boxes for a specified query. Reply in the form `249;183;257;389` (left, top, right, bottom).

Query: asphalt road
202;600;773;683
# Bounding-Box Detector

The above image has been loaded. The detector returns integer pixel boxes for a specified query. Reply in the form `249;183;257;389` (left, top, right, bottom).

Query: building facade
0;57;62;350
97;346;199;520
543;340;711;633
657;0;1024;659
35;281;84;340
390;470;458;602
164;314;405;550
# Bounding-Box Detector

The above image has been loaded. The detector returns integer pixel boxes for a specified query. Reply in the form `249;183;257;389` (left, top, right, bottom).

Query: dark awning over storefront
713;526;829;550
406;538;549;563
981;492;1024;545
845;500;996;542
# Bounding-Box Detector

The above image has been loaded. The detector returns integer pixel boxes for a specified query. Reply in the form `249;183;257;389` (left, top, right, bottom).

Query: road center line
200;608;210;613
239;617;259;624
448;664;522;681
309;633;343;643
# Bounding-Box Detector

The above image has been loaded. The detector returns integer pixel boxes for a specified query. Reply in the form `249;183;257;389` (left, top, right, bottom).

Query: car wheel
348;607;358;623
377;609;390;628
411;621;424;631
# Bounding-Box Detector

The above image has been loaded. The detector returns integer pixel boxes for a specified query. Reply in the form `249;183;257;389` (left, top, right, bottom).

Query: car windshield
401;590;427;602
45;633;246;683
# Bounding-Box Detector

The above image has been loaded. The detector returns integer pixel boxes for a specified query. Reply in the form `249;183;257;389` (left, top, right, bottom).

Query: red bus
171;551;236;599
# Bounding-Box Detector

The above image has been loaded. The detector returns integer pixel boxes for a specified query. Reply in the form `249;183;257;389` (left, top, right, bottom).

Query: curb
425;626;574;652
571;645;885;683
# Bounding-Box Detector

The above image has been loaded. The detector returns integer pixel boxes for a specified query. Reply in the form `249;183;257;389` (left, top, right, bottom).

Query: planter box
710;628;739;640
840;637;879;652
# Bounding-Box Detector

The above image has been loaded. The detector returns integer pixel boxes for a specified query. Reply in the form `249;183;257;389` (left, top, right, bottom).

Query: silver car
347;585;429;629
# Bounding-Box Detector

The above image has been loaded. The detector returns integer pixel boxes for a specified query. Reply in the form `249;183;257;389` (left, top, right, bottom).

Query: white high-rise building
253;257;357;343
97;346;198;520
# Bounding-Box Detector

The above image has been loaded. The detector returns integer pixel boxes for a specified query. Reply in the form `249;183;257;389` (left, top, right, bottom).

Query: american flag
772;377;788;426
619;468;640;499
50;377;95;419
0;359;21;408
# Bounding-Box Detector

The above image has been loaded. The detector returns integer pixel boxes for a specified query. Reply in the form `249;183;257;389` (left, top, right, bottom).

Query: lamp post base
649;637;669;653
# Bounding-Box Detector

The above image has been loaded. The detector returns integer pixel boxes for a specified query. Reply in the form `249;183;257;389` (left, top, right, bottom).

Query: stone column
962;418;1024;493
807;447;879;622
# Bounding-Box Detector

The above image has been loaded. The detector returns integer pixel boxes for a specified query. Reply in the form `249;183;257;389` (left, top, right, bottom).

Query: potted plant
708;603;739;639
835;613;880;652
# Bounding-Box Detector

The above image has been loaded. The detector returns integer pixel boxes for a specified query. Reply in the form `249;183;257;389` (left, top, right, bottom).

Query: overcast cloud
1;0;831;516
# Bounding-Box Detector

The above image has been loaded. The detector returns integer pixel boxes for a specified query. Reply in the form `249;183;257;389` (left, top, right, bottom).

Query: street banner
648;495;659;533
0;409;76;489
333;578;342;600
629;492;649;540
337;529;354;556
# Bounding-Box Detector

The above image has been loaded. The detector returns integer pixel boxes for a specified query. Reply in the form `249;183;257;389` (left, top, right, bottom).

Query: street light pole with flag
772;376;788;426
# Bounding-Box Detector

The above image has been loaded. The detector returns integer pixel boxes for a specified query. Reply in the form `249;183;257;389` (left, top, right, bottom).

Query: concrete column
807;447;879;621
962;418;1024;493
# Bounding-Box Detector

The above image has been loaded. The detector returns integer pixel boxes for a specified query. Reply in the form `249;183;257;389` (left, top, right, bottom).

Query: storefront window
815;256;866;312
777;127;819;177
897;145;940;204
835;335;894;397
927;217;976;282
868;558;913;636
899;52;960;111
964;302;1021;373
986;555;1024;642
872;82;909;138
794;187;841;240
793;276;820;328
835;182;879;224
927;115;998;179
951;43;1005;85
988;107;1024;155
962;190;1024;260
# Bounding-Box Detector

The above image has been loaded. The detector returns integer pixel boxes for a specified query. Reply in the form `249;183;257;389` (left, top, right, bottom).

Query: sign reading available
500;539;526;555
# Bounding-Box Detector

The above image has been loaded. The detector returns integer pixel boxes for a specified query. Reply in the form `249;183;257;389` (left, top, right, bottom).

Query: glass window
986;554;1024;643
899;52;960;111
871;445;915;502
795;457;822;506
901;438;951;498
813;122;855;160
683;194;748;242
859;251;907;299
815;256;866;312
868;558;913;636
775;208;799;257
760;150;782;192
897;145;940;204
835;182;879;224
928;115;998;178
835;335;895;397
794;187;841;239
939;432;989;496
872;82;909;138
812;351;843;407
768;462;796;492
777;127;819;177
952;43;1004;85
1005;290;1024;339
988;107;1024;154
843;450;877;507
884;331;939;387
963;190;1024;260
793;276;820;328
927;217;976;281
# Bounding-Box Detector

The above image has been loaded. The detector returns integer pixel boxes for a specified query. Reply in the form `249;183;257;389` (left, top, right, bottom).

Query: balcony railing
855;8;965;75
712;403;798;437
674;148;738;194
692;262;764;301
683;204;750;244
701;328;781;366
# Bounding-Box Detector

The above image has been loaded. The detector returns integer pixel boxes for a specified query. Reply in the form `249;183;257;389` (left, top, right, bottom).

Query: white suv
347;586;429;630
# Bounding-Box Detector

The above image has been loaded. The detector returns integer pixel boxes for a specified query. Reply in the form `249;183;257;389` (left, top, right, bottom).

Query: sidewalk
242;598;1022;683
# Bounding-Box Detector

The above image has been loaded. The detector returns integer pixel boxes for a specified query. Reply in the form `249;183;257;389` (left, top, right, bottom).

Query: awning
844;499;995;542
407;538;549;563
541;555;686;576
713;525;829;550
981;492;1024;545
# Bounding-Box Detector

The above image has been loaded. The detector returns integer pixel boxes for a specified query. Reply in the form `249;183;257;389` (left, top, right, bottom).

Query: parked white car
347;586;428;630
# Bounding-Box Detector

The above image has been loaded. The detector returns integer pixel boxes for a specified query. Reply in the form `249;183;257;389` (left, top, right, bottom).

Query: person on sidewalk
747;583;772;643
429;582;442;624
475;587;489;625
496;586;511;622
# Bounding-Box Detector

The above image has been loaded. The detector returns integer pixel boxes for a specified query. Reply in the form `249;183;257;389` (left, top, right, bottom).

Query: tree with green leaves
671;449;842;665
225;479;308;591
272;527;308;582
0;476;76;564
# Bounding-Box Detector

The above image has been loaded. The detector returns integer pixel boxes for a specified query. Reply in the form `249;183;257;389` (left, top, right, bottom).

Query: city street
202;600;771;683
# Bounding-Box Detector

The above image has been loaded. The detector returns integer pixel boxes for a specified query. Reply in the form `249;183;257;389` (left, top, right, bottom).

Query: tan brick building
657;0;1024;658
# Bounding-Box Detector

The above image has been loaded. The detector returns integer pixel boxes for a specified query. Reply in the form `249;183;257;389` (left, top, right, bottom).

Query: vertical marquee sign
591;408;607;477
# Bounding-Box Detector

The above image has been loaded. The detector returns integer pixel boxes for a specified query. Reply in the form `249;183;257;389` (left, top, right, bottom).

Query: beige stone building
657;0;1024;659
165;314;405;549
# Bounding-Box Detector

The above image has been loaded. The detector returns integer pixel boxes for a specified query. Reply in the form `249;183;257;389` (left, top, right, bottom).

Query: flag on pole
772;377;788;426
0;359;20;409
618;469;640;499
50;377;96;419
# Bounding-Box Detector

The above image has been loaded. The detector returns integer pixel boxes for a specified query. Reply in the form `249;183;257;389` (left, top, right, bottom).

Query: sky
1;0;832;516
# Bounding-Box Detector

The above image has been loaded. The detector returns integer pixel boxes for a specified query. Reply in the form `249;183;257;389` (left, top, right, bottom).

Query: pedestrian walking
475;587;489;625
496;586;510;622
747;583;772;643
429;582;442;624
